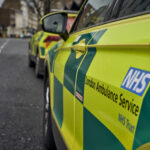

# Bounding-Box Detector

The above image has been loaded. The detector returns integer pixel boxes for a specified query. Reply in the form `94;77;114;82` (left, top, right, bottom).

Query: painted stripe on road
0;39;9;53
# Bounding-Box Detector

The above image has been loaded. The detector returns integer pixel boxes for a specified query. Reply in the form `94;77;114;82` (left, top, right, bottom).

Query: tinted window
118;0;150;17
74;0;114;31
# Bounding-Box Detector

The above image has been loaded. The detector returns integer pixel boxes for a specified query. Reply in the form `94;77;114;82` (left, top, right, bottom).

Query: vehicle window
74;0;114;31
118;0;150;18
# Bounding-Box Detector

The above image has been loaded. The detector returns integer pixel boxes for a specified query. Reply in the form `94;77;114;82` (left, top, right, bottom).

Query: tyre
35;54;41;77
28;55;35;67
43;77;56;150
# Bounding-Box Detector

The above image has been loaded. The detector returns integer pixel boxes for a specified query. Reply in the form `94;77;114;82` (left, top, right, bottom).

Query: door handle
73;39;86;53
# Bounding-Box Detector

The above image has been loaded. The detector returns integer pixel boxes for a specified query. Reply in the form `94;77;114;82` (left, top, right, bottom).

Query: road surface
0;38;44;150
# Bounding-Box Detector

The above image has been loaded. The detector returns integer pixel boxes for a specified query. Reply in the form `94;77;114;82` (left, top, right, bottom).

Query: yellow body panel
61;87;75;150
54;49;71;84
72;99;83;150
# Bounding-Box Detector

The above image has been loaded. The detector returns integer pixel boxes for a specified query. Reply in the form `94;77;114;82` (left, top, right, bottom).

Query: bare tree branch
26;0;51;17
31;0;43;18
44;0;51;15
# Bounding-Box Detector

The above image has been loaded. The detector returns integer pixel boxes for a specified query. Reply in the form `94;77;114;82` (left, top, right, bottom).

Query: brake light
44;36;61;43
45;43;50;48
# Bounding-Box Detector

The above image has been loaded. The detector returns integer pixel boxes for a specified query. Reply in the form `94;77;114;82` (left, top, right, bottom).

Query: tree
25;0;51;29
44;0;51;14
26;0;51;18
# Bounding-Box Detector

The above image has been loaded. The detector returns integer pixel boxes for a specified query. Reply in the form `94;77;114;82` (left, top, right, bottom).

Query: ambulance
42;0;150;149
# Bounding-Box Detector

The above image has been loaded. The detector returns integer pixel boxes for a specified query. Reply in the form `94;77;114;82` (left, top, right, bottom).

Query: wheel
28;54;34;67
43;77;56;150
35;54;41;77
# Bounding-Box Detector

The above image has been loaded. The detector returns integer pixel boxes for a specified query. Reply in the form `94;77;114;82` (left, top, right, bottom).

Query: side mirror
41;13;68;40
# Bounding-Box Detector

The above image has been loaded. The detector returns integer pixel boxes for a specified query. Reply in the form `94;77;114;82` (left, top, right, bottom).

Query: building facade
0;8;15;36
28;5;38;30
1;0;38;36
51;0;83;10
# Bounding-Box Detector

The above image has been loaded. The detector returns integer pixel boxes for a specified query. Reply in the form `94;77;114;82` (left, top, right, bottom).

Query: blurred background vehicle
28;11;77;77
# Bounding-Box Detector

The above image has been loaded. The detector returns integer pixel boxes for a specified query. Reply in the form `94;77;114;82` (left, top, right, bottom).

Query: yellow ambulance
28;11;77;77
42;0;150;150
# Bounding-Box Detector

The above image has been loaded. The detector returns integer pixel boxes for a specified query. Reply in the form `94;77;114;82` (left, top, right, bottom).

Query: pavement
0;38;45;150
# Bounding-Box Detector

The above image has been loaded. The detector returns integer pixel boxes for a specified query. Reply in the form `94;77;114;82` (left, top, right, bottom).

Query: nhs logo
121;67;150;96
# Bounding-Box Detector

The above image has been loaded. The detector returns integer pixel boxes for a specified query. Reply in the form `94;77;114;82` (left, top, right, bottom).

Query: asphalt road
0;38;44;150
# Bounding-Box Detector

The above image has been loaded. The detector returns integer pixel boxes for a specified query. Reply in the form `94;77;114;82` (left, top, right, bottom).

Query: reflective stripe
48;44;58;73
84;107;125;150
133;88;150;149
53;76;63;128
37;32;44;42
75;29;107;103
40;47;45;56
64;32;96;96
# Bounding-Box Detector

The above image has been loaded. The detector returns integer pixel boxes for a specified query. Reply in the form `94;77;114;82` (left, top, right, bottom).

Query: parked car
28;11;77;77
41;0;150;150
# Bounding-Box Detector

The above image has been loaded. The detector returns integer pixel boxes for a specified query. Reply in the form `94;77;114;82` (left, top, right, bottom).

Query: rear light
44;36;61;43
45;43;50;48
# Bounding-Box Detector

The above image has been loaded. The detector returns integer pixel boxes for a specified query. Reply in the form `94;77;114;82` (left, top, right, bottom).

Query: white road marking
0;39;9;53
